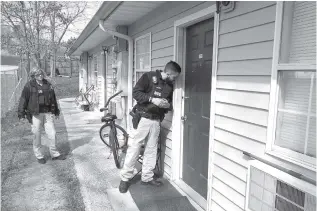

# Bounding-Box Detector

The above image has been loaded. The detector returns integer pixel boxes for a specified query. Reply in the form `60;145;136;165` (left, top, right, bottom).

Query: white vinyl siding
211;2;277;210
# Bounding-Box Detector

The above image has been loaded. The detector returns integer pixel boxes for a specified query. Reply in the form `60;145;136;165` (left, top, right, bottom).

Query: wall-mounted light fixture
102;46;109;55
88;55;93;60
222;1;230;6
111;45;119;54
221;1;235;13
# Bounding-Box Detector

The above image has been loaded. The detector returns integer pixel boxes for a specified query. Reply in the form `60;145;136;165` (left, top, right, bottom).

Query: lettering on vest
154;91;161;97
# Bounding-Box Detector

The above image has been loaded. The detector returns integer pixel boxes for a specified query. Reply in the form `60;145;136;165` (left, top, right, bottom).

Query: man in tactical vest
119;61;181;193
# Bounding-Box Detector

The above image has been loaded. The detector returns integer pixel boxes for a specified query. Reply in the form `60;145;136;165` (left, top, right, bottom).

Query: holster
130;107;141;129
26;111;32;124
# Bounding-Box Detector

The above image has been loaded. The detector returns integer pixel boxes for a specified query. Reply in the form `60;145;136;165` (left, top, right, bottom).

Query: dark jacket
133;70;173;120
18;78;60;121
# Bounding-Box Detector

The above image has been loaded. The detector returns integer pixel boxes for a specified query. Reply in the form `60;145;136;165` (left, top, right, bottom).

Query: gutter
66;1;122;56
99;20;133;131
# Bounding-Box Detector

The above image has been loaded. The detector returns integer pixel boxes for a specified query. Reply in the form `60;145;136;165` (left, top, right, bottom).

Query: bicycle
75;85;94;107
99;90;129;169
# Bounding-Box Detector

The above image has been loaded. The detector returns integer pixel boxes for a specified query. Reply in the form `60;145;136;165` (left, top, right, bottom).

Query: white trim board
171;4;218;211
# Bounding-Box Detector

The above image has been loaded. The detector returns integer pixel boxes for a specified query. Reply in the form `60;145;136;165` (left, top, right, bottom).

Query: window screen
280;2;316;64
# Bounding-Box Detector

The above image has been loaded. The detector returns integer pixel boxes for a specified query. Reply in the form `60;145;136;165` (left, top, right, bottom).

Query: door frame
171;4;219;210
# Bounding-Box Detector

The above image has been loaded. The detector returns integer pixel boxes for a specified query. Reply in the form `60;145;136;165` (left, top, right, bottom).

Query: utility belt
140;112;161;120
39;106;51;113
130;106;162;129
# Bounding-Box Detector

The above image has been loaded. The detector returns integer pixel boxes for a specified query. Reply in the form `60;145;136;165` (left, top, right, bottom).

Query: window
246;161;316;211
134;33;151;85
267;2;316;169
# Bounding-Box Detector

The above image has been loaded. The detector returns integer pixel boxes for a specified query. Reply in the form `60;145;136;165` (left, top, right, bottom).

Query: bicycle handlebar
100;108;108;112
100;90;123;112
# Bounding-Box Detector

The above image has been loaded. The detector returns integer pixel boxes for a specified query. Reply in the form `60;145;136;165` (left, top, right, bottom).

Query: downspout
99;20;133;131
102;47;108;116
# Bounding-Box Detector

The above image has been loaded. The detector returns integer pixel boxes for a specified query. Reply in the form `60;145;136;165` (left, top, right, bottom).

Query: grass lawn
1;75;85;211
53;76;79;99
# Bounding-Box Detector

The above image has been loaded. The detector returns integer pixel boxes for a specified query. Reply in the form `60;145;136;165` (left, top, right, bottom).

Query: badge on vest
152;76;158;84
154;91;161;97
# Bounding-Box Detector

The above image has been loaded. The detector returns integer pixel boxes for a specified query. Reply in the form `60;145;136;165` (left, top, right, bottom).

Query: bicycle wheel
109;124;128;169
99;124;111;147
99;123;128;148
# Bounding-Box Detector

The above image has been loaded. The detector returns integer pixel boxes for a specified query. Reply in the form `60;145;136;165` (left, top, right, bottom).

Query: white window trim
134;32;151;85
245;160;316;211
266;2;317;171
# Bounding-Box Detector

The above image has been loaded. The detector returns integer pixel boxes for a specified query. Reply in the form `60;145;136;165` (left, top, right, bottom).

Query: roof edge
67;1;122;56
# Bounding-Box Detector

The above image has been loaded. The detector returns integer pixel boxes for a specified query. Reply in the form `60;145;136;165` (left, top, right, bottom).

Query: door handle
181;115;187;121
182;96;190;99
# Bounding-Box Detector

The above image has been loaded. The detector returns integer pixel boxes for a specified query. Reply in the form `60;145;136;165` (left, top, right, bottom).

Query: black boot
52;154;66;160
37;158;46;164
119;180;130;193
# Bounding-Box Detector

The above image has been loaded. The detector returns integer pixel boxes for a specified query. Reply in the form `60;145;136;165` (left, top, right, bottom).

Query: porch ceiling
69;1;164;56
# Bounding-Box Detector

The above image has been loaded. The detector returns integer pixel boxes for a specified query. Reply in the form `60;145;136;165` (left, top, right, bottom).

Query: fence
40;57;80;77
1;66;28;118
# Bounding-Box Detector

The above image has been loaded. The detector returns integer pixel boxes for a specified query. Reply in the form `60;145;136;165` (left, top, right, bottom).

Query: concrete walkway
59;98;198;211
59;98;118;211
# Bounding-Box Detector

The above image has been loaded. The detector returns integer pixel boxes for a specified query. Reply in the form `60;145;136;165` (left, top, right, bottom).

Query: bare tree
42;1;87;77
1;1;87;77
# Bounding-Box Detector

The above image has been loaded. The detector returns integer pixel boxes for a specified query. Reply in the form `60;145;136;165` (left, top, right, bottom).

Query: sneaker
141;178;163;187
52;155;66;160
119;180;130;193
37;158;46;164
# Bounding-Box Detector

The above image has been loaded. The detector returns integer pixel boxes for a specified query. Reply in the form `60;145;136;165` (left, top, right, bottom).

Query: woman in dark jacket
18;68;65;164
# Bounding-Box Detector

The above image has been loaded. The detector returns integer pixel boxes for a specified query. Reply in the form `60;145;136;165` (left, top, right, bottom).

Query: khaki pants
120;118;160;182
31;113;60;159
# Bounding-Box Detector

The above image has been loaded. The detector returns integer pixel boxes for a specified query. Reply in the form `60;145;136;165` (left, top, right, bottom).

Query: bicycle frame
110;121;119;147
75;85;95;106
